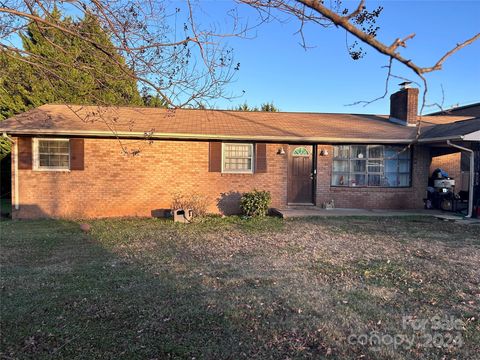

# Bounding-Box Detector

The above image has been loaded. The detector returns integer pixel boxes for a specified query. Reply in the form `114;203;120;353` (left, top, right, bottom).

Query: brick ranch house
1;86;479;219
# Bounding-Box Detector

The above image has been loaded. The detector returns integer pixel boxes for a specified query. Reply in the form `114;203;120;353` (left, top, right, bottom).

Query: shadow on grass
0;217;294;359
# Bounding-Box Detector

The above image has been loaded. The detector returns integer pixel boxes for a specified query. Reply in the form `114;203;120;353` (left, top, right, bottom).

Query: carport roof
418;118;480;142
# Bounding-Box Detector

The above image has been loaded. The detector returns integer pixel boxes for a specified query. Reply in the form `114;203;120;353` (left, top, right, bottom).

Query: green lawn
1;216;479;359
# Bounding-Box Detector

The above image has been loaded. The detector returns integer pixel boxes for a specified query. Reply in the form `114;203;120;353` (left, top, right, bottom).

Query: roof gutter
446;140;474;218
0;129;415;144
417;135;464;143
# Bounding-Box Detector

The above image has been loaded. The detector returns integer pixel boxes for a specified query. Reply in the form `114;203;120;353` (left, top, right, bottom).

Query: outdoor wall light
320;149;329;156
277;147;286;155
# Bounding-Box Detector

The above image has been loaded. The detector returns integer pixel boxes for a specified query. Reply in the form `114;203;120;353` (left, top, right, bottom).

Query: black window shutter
209;142;222;172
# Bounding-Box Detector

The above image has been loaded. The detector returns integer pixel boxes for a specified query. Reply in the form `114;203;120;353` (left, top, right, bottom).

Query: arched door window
292;147;309;157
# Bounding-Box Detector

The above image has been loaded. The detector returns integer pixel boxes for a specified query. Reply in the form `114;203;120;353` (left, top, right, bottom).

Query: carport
419;119;480;217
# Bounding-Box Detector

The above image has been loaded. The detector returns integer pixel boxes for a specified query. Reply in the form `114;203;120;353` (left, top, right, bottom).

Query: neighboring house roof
417;114;476;125
427;102;480;118
0;104;478;143
419;118;480;142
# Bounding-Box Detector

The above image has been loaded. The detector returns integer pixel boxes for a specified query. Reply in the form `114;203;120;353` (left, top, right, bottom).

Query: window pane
228;158;250;171
51;142;61;152
39;154;50;167
49;155;60;167
39;141;49;153
49;155;69;167
59;144;69;153
368;160;383;173
350;174;366;186
385;159;398;173
333;145;349;159
351;145;367;159
40;140;68;154
368;145;383;159
380;175;391;187
384;146;401;160
332;174;348;186
224;144;251;158
384;173;398;187
351;160;366;172
368;174;381;186
399;160;410;172
398;174;410;186
62;154;69;165
333;160;349;172
398;148;410;159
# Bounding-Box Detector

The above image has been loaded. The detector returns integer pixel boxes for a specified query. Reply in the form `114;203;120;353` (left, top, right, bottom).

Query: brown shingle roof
418;114;476;125
0;104;476;143
419;118;480;141
427;102;480;118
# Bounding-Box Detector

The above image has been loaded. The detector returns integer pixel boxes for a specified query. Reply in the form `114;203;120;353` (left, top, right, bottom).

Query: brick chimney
389;82;419;126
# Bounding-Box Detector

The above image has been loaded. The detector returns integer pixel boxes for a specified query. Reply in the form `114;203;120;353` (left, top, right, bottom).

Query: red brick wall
11;138;431;219
430;153;467;191
315;144;431;209
12;139;287;219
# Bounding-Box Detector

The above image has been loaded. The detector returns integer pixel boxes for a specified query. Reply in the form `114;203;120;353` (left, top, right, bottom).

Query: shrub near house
171;192;210;218
240;190;271;217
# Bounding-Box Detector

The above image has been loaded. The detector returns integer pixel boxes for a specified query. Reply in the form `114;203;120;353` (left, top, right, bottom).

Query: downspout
2;132;18;210
446;140;474;218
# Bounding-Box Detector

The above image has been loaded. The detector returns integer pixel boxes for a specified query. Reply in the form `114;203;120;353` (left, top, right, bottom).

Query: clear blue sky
182;1;480;114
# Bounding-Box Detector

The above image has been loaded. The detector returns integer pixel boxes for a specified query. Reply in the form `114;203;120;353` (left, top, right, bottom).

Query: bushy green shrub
171;192;210;218
240;189;271;217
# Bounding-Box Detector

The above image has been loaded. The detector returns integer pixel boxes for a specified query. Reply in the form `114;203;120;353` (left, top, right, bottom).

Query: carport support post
474;143;480;218
446;140;474;218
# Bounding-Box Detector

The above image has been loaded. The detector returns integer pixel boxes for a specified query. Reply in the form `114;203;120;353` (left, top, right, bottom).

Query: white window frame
221;143;254;174
33;138;71;171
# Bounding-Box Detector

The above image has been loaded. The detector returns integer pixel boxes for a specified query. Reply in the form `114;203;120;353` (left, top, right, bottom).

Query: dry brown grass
1;216;479;359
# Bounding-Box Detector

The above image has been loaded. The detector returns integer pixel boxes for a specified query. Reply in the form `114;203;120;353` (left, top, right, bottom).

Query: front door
287;145;315;204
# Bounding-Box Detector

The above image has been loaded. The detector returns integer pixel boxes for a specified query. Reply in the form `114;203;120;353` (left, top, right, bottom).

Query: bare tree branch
294;0;480;76
0;0;247;108
344;0;365;20
240;0;479;77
